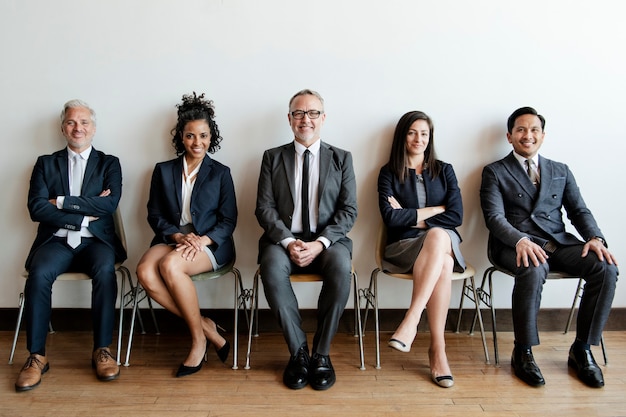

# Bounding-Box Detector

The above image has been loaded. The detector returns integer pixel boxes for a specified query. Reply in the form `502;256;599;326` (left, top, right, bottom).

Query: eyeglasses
290;110;323;120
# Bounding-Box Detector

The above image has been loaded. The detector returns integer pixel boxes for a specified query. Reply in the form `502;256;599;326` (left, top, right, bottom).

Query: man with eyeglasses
255;89;357;390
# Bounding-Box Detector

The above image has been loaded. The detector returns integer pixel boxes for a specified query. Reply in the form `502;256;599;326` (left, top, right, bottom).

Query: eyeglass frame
290;110;324;120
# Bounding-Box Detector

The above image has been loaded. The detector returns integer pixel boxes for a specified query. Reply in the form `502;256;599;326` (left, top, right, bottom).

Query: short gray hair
289;89;324;110
60;99;97;125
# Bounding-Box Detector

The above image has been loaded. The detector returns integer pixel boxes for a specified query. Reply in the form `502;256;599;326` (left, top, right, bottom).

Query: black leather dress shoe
511;347;545;387
283;346;310;390
568;345;604;388
309;353;336;391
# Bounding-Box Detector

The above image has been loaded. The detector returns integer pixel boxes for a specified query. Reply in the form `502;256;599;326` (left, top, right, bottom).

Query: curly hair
171;92;222;155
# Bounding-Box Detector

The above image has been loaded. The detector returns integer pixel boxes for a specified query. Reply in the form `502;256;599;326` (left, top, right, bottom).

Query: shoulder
204;155;232;175
322;141;351;157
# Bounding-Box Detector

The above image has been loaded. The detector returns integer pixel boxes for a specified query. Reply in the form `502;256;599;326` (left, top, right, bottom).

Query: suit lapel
56;149;70;196
318;142;331;200
503;152;537;198
172;156;184;212
280;144;296;203
82;148;100;194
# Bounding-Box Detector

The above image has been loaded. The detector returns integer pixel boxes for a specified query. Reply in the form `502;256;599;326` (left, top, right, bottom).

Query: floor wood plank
1;329;624;416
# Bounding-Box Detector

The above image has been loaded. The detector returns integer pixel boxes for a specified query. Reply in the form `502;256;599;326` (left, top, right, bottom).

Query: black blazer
378;162;463;245
26;147;126;268
147;154;237;266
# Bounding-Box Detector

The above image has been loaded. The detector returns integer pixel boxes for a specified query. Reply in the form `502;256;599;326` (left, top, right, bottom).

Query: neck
407;155;424;172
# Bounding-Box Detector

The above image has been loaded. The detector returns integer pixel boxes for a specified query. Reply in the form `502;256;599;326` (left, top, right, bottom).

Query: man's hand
516;238;548;268
288;239;324;267
582;239;618;266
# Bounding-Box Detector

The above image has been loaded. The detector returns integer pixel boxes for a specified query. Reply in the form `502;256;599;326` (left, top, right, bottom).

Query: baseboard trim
1;307;624;333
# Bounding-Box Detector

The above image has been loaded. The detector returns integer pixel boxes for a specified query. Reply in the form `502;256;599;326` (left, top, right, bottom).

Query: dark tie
525;158;539;187
302;150;311;240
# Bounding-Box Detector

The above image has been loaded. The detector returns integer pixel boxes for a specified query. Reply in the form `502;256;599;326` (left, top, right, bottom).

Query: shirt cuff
515;236;530;247
317;236;331;249
280;237;296;249
56;196;65;209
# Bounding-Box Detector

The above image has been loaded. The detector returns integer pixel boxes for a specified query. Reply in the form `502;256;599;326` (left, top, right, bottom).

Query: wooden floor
1;329;625;417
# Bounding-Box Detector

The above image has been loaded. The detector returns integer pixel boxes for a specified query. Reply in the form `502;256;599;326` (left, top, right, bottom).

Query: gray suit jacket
480;151;604;251
255;141;357;258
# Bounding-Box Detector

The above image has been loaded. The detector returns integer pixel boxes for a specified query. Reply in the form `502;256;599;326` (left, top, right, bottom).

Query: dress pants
25;237;117;354
259;242;352;356
493;243;618;346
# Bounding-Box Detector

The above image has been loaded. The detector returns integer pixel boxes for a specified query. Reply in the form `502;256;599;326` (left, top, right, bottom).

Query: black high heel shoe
215;340;230;363
176;344;208;377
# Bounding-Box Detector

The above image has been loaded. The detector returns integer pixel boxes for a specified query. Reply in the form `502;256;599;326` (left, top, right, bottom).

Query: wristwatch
588;236;607;247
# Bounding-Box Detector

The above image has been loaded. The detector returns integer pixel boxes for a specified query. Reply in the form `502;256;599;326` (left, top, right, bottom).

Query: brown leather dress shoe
92;347;120;381
15;354;49;392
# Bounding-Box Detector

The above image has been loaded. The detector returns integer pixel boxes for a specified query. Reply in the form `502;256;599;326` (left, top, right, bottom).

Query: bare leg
426;256;453;377
136;244;223;366
390;228;454;349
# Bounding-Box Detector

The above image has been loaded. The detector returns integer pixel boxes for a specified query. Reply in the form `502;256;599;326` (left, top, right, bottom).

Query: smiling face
405;119;430;158
288;94;326;147
182;119;211;161
507;114;545;158
61;107;96;153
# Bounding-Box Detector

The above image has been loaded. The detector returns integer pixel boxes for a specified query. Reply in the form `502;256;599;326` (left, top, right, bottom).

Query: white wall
1;0;624;310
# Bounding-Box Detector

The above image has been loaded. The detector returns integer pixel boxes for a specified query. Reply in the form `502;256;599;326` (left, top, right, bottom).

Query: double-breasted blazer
147;154;237;266
255;141;357;257
480;151;605;251
26;147;126;268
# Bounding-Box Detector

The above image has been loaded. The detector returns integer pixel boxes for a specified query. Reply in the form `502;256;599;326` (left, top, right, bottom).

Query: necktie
301;150;311;240
67;155;83;248
525;158;539;187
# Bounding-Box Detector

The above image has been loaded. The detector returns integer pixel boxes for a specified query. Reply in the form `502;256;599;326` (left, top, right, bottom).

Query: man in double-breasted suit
480;106;618;388
256;89;357;391
16;100;126;392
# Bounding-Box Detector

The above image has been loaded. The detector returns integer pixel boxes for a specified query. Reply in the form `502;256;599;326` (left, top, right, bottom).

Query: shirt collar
294;139;321;157
67;146;93;161
513;151;539;168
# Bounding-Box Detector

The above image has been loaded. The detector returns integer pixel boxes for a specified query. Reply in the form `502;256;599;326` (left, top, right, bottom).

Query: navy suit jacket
147;154;237;266
480;152;604;251
26;147;126;268
255;141;357;258
378;162;463;245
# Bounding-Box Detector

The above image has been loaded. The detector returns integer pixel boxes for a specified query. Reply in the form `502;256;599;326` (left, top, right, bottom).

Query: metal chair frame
476;262;608;366
244;266;365;371
124;251;254;370
359;222;490;369
8;208;151;366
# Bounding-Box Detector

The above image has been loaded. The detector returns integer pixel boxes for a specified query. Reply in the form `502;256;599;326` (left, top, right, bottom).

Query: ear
506;132;512;143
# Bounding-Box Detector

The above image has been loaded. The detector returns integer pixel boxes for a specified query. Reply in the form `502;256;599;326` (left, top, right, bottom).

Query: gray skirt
382;229;466;274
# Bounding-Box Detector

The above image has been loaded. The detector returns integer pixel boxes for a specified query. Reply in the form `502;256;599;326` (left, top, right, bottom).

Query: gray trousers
259;243;352;356
493;243;618;346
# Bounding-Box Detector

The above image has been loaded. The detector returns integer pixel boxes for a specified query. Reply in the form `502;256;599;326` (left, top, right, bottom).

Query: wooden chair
8;208;150;366
244;266;365;371
124;245;254;370
359;222;490;369
477;242;608;365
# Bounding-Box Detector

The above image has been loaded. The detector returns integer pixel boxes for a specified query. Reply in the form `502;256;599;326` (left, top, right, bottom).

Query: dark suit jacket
480;151;604;251
378;162;463;245
147;154;237;266
26;147;126;268
255;141;357;258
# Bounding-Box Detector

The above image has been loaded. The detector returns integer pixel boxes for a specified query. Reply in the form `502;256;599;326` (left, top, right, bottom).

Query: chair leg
123;281;142;367
487;271;499;365
244;270;260;370
115;266;130;365
232;268;245;370
600;335;608;366
373;271;381;370
564;278;584;334
469;276;490;364
455;278;467;334
9;293;26;365
352;271;365;370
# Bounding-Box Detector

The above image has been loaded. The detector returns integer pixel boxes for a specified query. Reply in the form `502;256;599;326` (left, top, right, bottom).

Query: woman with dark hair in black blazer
137;93;237;377
378;111;465;388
